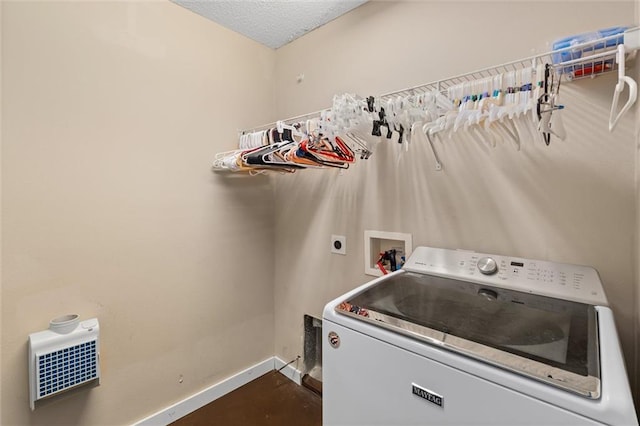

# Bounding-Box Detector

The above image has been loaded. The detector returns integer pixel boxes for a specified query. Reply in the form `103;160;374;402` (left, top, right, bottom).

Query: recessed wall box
364;230;412;277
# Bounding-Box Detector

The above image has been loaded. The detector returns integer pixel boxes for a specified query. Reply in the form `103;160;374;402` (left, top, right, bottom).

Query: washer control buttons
477;257;498;275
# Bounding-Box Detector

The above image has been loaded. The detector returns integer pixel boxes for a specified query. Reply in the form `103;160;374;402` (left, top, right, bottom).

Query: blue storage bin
552;26;629;64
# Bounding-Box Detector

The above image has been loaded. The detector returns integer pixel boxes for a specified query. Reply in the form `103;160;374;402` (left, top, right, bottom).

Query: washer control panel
403;246;608;306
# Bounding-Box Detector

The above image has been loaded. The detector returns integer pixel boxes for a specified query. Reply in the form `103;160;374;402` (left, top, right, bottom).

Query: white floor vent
28;315;100;410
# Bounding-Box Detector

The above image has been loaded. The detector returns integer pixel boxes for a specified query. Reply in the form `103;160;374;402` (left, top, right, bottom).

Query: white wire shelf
246;29;635;132
215;27;638;174
378;29;634;101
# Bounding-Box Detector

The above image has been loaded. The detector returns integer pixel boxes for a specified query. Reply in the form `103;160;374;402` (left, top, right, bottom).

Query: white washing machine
323;246;637;425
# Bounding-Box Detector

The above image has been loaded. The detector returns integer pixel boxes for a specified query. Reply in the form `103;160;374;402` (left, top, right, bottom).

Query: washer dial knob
477;257;498;275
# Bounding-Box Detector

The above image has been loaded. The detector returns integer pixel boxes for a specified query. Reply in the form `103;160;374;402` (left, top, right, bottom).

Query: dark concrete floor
170;371;322;426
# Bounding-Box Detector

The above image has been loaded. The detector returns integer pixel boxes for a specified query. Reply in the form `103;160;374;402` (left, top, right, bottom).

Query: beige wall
2;1;639;424
627;0;640;411
273;0;639;405
0;0;3;422
1;2;276;425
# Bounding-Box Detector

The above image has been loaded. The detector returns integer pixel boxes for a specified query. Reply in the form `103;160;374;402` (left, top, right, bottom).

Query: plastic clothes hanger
531;63;545;124
518;67;533;115
344;132;373;159
434;90;454;115
284;144;327;168
469;73;520;149
305;135;355;163
454;82;475;132
609;44;638;132
536;64;553;145
286;133;351;169
483;74;504;128
537;65;566;143
212;149;245;172
466;78;490;128
242;140;303;172
503;71;519;120
239;131;259;150
239;133;247;149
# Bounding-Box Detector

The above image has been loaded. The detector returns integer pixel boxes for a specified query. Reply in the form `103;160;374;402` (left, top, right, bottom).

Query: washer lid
336;271;600;398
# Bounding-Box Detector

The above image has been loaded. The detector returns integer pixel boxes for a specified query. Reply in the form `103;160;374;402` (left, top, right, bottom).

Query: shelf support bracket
425;131;442;171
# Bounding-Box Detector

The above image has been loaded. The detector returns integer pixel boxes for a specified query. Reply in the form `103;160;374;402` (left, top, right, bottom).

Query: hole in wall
302;314;322;396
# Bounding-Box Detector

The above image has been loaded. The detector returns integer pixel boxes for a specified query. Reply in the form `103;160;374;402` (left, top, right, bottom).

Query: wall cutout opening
364;230;413;276
302;314;322;395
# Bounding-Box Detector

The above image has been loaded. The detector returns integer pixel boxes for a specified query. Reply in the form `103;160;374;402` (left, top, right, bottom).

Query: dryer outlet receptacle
331;235;346;255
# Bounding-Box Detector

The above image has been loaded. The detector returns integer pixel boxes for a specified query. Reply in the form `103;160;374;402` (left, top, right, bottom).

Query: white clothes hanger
609;44;638;132
212;149;243;172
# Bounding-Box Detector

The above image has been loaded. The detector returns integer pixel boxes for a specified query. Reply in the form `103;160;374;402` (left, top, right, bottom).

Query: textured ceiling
172;0;368;49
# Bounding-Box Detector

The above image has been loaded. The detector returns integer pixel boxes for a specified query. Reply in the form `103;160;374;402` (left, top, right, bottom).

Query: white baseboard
133;357;276;426
274;356;303;385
